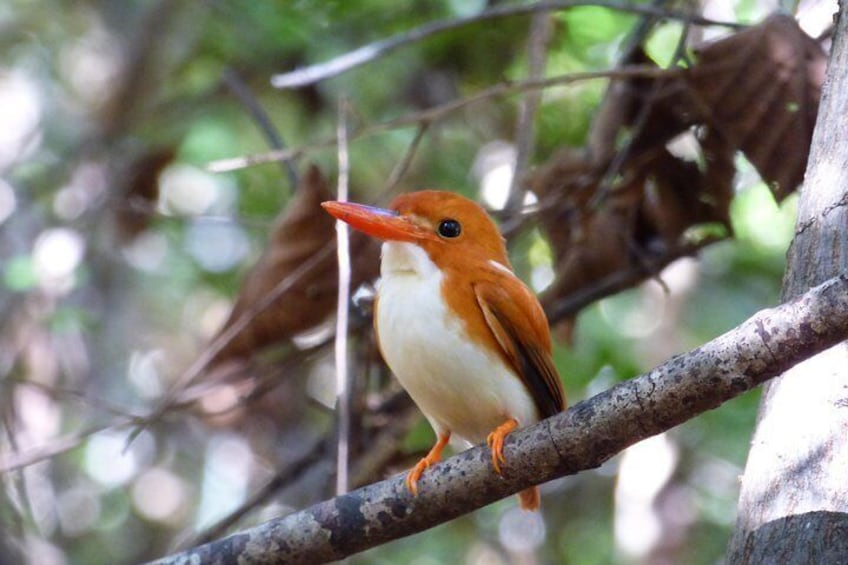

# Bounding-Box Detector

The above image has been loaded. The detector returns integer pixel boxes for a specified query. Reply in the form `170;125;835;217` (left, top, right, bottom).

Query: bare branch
334;98;353;495
379;122;430;198
542;237;724;324
349;404;420;489
128;242;335;443
150;272;848;565
222;69;299;188
184;395;418;548
1;420;136;473
185;438;327;548
505;12;553;215
270;0;744;89
210;66;677;174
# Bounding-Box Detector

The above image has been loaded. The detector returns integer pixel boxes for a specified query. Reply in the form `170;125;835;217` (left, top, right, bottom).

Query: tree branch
270;0;744;89
504;12;553;215
222;69;299;188
150;273;848;564
208;66;677;174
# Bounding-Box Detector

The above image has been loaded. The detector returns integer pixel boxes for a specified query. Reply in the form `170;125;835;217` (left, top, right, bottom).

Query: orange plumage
323;191;566;510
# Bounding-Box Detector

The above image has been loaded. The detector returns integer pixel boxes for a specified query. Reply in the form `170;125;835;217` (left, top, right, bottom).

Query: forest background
0;1;840;563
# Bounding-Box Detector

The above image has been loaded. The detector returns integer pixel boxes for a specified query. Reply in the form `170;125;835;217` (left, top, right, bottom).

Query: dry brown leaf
531;124;735;333
531;149;643;334
686;14;826;199
533;143;735;331
638;128;736;244
211;165;379;364
530;15;826;330
619;50;699;159
115;147;175;242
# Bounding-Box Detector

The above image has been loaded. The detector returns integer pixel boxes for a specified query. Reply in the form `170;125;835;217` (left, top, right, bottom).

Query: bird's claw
487;418;518;475
405;459;430;496
404;432;450;497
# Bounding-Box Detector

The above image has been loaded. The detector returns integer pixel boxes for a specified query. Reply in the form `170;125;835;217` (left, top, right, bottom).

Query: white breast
376;242;537;445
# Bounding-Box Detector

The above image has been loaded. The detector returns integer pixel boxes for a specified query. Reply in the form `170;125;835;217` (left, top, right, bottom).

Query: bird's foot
405;432;450;496
486;418;518;474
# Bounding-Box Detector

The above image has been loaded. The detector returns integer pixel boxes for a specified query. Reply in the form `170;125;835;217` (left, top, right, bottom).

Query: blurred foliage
0;0;814;564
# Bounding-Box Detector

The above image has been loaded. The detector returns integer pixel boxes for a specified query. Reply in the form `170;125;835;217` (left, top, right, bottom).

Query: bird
322;190;565;510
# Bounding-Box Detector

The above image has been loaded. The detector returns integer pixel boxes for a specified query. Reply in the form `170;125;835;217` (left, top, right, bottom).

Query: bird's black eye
438;219;461;238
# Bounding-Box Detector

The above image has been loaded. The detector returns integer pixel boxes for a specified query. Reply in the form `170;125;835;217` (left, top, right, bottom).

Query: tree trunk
727;3;848;563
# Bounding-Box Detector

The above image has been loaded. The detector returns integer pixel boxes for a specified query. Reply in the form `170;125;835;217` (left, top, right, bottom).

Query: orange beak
321;201;437;242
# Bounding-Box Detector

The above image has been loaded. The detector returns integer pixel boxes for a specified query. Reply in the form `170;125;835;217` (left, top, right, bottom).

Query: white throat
380;241;439;278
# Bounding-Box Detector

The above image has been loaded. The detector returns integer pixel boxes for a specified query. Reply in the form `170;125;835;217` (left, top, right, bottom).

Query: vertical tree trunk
727;4;848;563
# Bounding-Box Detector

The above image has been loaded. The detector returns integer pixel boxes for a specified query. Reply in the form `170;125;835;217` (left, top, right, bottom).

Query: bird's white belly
376;268;537;445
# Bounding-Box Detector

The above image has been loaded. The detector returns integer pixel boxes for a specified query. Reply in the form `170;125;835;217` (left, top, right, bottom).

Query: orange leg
486;417;518;474
405;432;450;496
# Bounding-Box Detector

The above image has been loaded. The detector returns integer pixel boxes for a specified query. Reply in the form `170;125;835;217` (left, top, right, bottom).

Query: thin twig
671;10;695;66
334;98;353;496
542;236;725;324
171;332;339;417
0;382;30;532
350;404;420;488
222;69;299;188
187;397;419;548
589;3;697;210
211;66;678;173
127;242;336;445
185;438;328;548
109;197;276;231
270;0;745;89
505;12;554;215
0;419;138;473
379;122;430;198
5;377;144;421
617;0;667;61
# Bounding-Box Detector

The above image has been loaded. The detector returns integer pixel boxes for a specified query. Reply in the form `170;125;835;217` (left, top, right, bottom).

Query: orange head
321;190;510;270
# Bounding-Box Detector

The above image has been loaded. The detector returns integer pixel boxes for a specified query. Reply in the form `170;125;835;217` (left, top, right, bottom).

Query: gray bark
149;273;848;565
727;2;848;563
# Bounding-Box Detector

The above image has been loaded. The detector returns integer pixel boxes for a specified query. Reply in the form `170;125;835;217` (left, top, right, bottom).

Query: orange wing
473;277;566;420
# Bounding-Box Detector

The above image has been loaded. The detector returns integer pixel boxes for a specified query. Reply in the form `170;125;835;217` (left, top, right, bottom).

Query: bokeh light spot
132;467;189;524
184;219;249;273
498;506;546;553
84;430;154;487
0;70;42;168
0;178;17;224
32;228;85;294
57;486;101;537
